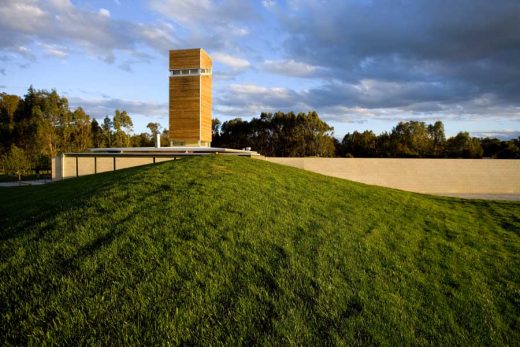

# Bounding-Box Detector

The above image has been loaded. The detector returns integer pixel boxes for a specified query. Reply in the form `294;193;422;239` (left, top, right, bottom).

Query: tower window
170;68;212;77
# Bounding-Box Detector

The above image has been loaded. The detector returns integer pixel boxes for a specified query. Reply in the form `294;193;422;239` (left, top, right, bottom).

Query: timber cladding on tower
169;48;212;147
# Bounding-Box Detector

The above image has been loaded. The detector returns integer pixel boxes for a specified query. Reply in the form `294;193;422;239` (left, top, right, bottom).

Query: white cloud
41;44;68;58
262;0;276;9
213;53;250;70
137;22;180;53
228;84;290;96
215;83;306;117
0;0;177;65
99;8;111;18
0;1;46;32
148;0;254;26
263;59;320;77
228;25;249;37
69;96;168;119
13;45;36;60
147;0;254;51
215;80;520;125
48;0;72;9
470;131;520;140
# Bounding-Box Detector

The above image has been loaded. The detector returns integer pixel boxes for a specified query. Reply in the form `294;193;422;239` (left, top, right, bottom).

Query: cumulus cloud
41;44;68;58
214;78;520;125
273;0;520;121
215;83;306;116
471;131;520;140
98;8;111;18
148;0;255;27
2;0;519;128
147;0;254;51
262;59;322;77
213;53;250;71
0;0;177;64
68;97;168;120
262;0;276;9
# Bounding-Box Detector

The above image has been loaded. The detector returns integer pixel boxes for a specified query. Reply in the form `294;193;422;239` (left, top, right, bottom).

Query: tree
390;121;433;157
292;111;335;157
38;90;69;157
146;122;161;146
446;132;483;158
91;119;106;148
71;107;92;151
0;93;20;154
480;138;504;158
130;133;153;147
161;128;170;147
215;111;335;157
102;116;113;147
341;130;377;157
496;141;520;159
428;121;446;157
113;110;133;147
2;145;31;183
146;122;161;137
212;118;221;140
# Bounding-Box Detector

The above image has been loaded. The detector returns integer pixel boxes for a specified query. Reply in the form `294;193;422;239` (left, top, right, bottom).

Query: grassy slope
0;156;519;345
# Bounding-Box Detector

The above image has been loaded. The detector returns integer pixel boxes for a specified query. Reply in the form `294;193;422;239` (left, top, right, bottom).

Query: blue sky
1;0;519;140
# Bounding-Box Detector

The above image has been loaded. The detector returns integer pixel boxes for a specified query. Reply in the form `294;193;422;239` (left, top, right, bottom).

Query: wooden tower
169;48;212;147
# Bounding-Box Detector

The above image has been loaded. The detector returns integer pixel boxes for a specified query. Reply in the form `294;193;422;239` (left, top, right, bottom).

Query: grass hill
1;156;519;345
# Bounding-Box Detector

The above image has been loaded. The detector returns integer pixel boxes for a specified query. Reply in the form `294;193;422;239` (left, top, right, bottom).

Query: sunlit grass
1;155;519;345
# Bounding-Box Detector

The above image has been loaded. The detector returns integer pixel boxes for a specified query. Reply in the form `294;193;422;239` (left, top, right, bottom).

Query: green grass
1;156;519;345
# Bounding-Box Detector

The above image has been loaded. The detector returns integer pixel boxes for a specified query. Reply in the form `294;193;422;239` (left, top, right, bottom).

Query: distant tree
102;116;113;147
91;119;105;148
341;130;377;157
480;138;504;158
496;141;520;159
212;118;221;139
130;133;153;147
375;132;394;157
146;122;161;146
428;121;446;157
0;93;20;154
293;111;335;157
113;110;133;147
113;110;133;133
60;108;75;152
161;128;170;147
217;118;250;150
215;111;335;156
390;121;433;157
0;93;19;131
38;90;69;157
2;145;31;182
71;107;92;151
146;122;161;137
446;132;483;158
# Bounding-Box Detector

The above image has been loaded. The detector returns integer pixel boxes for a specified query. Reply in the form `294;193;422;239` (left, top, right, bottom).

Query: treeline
214;114;520;159
339;121;520;158
0;87;167;175
212;111;336;157
2;87;519;178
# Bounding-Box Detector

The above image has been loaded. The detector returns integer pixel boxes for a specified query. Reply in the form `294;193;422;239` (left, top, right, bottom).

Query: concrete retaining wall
262;157;520;194
52;153;520;194
52;154;176;181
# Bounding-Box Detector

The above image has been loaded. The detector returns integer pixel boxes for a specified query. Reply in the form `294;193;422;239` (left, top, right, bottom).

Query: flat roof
85;146;260;156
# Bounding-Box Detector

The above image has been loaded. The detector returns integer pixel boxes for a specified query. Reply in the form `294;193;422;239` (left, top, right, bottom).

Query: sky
1;0;520;140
